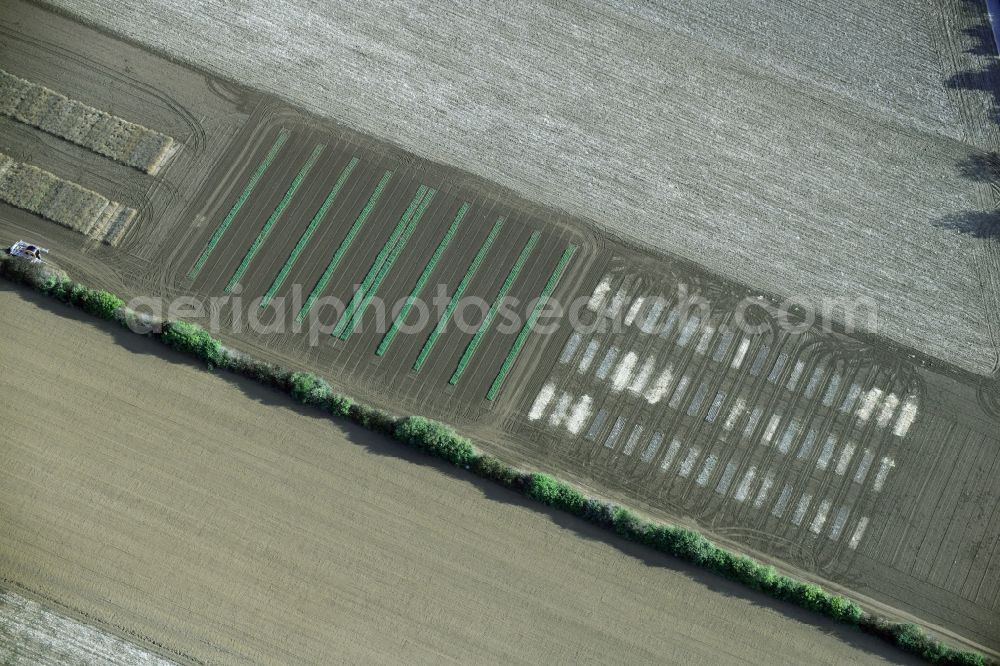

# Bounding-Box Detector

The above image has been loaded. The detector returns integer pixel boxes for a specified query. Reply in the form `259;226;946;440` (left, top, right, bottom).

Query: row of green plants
260;156;359;308
0;253;989;666
339;186;436;340
412;216;505;371
331;184;430;337
297;170;394;321
486;244;576;400
376;202;469;356
224;143;327;293
448;230;539;384
188;129;290;279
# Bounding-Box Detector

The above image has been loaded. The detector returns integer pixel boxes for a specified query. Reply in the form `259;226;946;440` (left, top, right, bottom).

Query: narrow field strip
376;202;470;355
224;144;326;293
448;231;540;385
331;184;429;337
187;129;290;280
259;156;359;308
0;68;176;174
486;244;576;400
296;170;393;322
0;151;136;244
339;188;437;340
412;218;505;371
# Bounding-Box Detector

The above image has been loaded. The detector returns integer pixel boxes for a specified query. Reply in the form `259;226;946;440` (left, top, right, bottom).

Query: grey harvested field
0;589;174;666
40;0;1000;376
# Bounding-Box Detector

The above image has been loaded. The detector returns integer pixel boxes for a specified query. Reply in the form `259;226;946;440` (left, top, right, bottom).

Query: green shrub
581;498;616;528
827;595;864;625
526;472;586;516
611;505;643;538
289;372;333;407
471;454;520;487
393;416;476;467
160;320;225;368
349;403;397;435
329;394;353;418
894;624;936;660
80;289;124;319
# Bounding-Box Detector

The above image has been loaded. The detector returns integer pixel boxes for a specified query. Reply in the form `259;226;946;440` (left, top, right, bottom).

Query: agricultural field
1;0;999;663
166;110;595;415
0;150;137;245
38;0;1000;379
0;67;176;174
0;589;174;665
0;284;911;666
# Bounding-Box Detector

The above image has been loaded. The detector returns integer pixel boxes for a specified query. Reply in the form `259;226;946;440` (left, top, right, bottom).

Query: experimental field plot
514;255;1000;647
180;118;590;409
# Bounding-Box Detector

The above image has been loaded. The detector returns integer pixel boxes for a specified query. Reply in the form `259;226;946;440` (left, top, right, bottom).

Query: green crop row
376;202;469;356
260;156;359;308
296;170;393;322
224;144;326;293
448;231;539;385
331;184;429;337
486;244;576;400
412;217;505;372
339;188;436;340
188;129;290;280
0;252;988;666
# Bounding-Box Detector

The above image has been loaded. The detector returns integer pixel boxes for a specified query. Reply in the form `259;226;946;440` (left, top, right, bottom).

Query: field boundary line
260;156;359;308
340;188;437;340
187;128;290;280
296;170;393;322
376;202;469;356
412;217;505;372
486;244;576;400
224;143;326;293
448;231;540;385
331;184;428;337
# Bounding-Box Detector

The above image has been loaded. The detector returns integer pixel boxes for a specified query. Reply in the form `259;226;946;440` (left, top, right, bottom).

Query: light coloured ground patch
0;590;174;666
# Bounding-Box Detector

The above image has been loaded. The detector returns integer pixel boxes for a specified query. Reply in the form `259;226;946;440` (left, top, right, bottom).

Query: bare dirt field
33;0;1000;377
0;283;919;665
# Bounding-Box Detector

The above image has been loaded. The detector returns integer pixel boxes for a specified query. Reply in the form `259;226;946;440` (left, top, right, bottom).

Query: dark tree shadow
956;150;1000;181
934;148;1000;238
932;209;1000;238
933;4;1000;237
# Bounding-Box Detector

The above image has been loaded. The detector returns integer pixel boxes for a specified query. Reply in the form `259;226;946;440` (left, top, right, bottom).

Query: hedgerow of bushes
0;252;988;666
0;253;123;319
